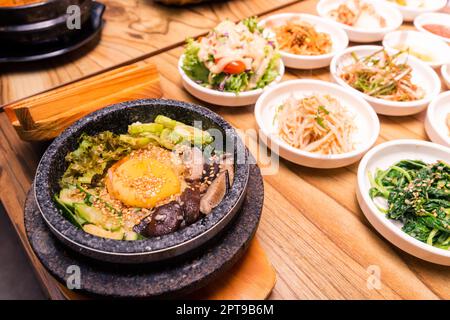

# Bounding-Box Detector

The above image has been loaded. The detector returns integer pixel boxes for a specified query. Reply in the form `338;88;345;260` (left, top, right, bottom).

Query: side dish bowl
178;55;284;107
317;0;403;43
330;45;441;116
357;140;450;266
425;91;450;147
442;64;450;90
259;13;349;69
414;13;450;45
382;30;450;69
34;99;250;264
254;79;380;169
389;0;447;22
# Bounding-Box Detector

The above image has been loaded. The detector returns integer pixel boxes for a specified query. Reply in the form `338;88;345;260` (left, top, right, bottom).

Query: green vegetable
182;38;210;84
160;128;182;149
173;124;213;146
256;52;280;89
155;115;179;129
119;135;156;149
242;16;263;33
60;131;133;188
225;73;250;93
74;203;104;226
54;195;86;229
128;122;163;135
369;160;450;250
59;187;83;209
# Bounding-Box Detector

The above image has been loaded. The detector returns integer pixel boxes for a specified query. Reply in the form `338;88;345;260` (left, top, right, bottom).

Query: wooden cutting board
3;61;162;141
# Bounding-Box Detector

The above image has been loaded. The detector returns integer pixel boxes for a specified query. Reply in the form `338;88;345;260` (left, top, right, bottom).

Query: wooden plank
0;0;302;106
0;0;449;300
7;62;162;140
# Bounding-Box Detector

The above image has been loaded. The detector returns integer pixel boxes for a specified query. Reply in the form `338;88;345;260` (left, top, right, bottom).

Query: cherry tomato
223;60;246;74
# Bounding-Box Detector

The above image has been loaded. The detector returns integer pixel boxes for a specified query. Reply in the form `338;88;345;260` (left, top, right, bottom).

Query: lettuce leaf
242;16;263;33
256;52;280;89
182;38;210;84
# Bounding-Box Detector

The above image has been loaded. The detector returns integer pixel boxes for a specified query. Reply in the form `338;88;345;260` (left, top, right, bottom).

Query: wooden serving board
191;239;276;300
4;61;162;141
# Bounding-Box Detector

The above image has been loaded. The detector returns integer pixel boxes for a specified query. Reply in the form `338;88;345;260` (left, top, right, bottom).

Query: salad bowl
330;45;441;116
178;17;285;107
179;55;284;107
357;140;450;265
34;99;250;264
259;13;349;69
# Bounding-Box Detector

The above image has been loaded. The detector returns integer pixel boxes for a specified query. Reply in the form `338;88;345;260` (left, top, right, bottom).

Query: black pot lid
0;1;104;63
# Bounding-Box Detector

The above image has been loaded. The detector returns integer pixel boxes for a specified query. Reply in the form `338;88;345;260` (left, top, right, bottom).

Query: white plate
259;13;348;69
357;140;450;265
415;13;450;45
254;79;380;168
178;55;284;107
330;45;441;116
425;91;450;147
442;64;450;90
388;0;447;22
317;0;403;43
382;30;450;69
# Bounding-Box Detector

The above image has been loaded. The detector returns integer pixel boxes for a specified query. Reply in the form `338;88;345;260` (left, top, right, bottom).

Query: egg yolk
106;155;181;208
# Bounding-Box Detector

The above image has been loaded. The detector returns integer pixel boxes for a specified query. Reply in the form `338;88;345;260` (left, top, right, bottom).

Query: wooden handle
6;61;162;141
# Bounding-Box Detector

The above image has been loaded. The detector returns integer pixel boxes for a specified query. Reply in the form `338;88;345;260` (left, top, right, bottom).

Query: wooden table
0;0;449;300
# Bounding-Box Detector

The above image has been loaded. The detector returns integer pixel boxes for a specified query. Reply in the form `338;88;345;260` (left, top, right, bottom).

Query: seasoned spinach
369;160;450;250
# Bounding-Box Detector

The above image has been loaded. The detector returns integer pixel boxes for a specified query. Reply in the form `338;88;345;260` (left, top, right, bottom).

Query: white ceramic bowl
442;64;450;90
254;79;380;169
330;45;441;116
389;0;447;22
425;91;450;147
317;0;403;43
178;55;285;107
259;13;349;69
357;139;450;266
382;30;450;69
415;13;450;44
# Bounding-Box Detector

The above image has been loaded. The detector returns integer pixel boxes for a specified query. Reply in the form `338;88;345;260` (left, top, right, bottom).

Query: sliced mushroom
142;201;183;237
200;171;228;214
219;155;234;186
180;187;201;225
133;215;152;235
183;147;204;182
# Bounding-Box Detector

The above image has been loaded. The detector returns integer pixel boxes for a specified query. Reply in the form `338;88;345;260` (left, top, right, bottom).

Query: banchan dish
34;99;250;264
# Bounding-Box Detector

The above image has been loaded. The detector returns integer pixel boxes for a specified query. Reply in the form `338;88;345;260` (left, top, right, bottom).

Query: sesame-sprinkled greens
369;160;450;250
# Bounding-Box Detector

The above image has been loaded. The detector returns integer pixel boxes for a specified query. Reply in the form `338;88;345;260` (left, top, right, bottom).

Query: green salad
182;17;280;93
369;160;450;250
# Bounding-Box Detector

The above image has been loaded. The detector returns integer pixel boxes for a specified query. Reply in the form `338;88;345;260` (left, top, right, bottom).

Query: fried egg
106;146;185;208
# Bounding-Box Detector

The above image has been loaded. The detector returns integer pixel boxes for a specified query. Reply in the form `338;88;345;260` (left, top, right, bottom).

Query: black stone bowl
0;0;92;27
0;0;93;45
34;99;250;264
